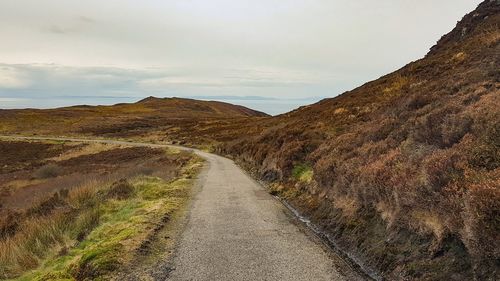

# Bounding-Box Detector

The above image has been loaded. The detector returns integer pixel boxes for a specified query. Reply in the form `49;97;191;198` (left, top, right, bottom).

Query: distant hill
135;96;268;117
0;97;268;137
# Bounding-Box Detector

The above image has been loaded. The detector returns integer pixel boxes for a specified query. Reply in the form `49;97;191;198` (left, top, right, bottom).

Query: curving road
1;136;365;281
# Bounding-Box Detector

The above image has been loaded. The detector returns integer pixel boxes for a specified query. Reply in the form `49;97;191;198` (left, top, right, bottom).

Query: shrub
136;166;155;176
0;211;21;239
71;243;122;280
0;183;101;278
27;190;68;216
106;179;135;200
69;182;99;209
72;208;100;241
0;214;67;278
441;114;473;147
412;105;463;147
468;122;500;170
292;163;314;183
33;163;62;179
382;74;410;95
461;169;500;279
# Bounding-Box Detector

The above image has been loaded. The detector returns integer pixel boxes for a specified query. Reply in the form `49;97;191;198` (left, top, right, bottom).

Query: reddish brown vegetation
216;2;499;280
106;179;135;200
0;141;71;174
0;97;267;138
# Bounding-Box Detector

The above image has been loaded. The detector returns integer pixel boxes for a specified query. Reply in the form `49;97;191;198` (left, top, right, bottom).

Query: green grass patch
292;163;314;183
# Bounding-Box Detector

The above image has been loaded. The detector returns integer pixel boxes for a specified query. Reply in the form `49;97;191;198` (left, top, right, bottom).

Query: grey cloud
78;16;95;23
45;15;96;35
0;63;326;99
47;25;76;34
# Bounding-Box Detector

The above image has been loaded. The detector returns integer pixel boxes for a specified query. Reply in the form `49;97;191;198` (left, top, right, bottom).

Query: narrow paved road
168;150;362;281
1;136;365;281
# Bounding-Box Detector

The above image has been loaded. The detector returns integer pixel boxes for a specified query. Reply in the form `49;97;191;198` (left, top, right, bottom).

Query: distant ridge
0;96;268;137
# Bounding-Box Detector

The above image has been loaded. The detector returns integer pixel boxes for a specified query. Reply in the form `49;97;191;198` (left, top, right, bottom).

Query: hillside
217;1;499;280
0;97;268;139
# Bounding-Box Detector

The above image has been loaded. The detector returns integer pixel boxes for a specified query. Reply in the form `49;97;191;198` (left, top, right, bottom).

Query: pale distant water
0;96;324;116
0;97;135;109
195;98;322;115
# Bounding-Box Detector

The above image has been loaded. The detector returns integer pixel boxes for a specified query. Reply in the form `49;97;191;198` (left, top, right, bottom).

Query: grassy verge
1;152;203;281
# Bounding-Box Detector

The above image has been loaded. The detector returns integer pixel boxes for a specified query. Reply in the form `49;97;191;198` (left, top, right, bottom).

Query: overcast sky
0;0;482;114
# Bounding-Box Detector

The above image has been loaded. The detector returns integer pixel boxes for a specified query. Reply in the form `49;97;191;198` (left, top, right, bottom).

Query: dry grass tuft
382;74;410;95
375;201;398;228
478;24;500;46
0;179;106;278
411;211;446;240
49;143;120;161
33;163;62;179
106;179;135;200
333;196;359;218
0;213;70;278
0;179;104;279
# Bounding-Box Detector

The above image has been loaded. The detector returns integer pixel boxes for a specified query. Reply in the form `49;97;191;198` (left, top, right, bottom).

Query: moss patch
292;164;314;183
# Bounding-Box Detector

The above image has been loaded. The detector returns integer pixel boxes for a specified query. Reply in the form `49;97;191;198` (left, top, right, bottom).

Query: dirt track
1;136;365;281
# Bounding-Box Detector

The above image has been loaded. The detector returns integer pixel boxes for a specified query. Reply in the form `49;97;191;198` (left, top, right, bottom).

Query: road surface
1;136;365;281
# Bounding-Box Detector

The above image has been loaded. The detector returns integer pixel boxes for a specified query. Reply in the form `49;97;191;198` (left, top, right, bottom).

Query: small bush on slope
33;163;62;179
292;164;313;183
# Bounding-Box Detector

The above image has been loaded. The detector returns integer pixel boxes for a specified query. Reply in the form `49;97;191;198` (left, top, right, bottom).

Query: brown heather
217;2;500;279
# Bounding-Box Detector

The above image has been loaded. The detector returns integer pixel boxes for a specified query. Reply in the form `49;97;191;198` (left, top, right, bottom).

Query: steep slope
0;97;268;137
219;1;499;280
